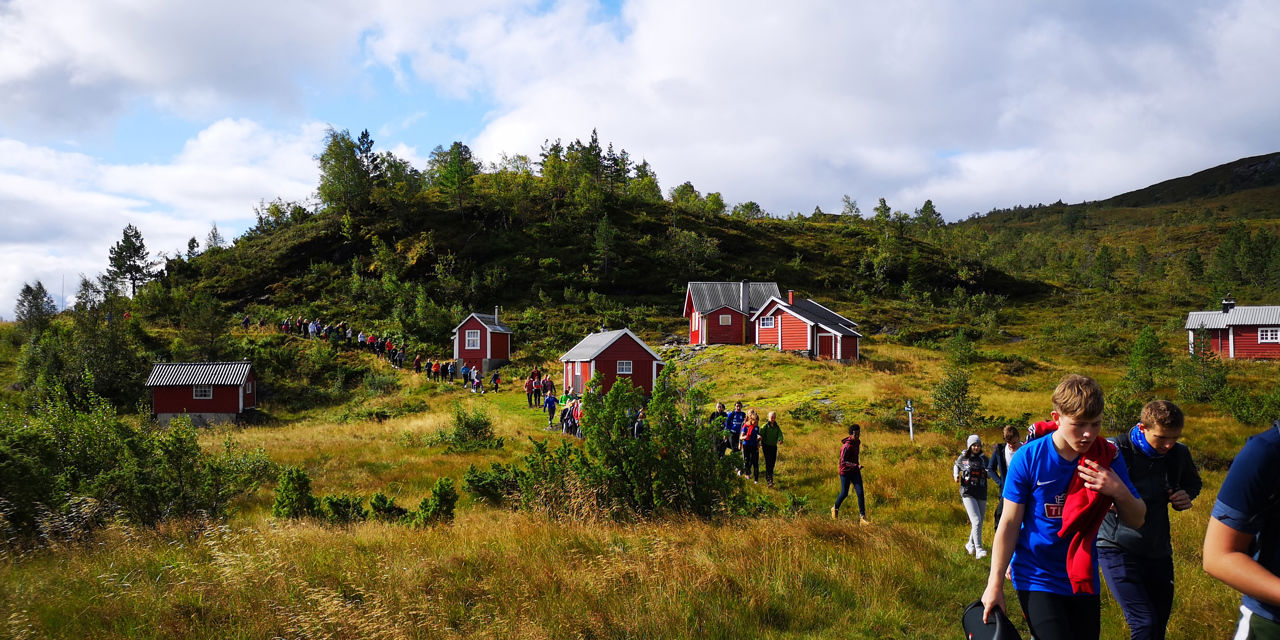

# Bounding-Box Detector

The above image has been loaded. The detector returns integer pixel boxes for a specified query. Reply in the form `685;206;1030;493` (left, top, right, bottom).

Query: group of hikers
708;402;786;487
944;373;1278;640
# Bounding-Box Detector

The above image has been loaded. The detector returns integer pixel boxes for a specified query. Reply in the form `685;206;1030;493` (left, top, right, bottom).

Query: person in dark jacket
739;409;761;482
708;403;729;455
760;411;784;487
988;424;1023;533
1099;401;1201;640
833;423;868;523
954;434;990;559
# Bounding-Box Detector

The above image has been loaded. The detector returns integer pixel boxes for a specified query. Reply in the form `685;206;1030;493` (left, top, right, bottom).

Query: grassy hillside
2;340;1264;638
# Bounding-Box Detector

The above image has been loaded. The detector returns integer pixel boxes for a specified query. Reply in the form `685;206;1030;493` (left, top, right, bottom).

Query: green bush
319;494;368;525
446;403;503;452
463;463;521;506
413;477;459;525
369;492;409;521
272;466;316;519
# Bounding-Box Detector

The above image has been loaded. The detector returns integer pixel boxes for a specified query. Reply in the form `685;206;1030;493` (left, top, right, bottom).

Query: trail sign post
905;399;914;442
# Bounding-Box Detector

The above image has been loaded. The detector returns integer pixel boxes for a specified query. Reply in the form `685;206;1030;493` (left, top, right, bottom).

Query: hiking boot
965;542;976;556
831;506;839;519
975;548;989;559
859;515;870;525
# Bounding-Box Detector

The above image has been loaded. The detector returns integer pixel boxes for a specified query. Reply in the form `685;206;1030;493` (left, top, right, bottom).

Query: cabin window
245;381;254;394
760;316;775;329
719;314;732;326
193;385;213;400
617;360;633;375
465;330;481;350
1260;328;1280;343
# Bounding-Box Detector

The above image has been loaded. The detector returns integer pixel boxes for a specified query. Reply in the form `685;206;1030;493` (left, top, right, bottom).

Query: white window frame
1260;327;1280;343
193;385;213;400
759;316;775;329
718;314;732;326
465;330;481;350
617;360;633;375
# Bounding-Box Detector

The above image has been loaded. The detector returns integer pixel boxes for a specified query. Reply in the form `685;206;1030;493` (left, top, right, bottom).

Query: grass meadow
0;337;1261;639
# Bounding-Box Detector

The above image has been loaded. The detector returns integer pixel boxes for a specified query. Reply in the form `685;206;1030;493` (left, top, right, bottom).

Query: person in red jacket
833;423;869;524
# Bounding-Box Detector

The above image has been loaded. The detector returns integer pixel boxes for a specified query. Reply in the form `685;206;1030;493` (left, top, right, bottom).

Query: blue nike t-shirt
726;411;746;435
1210;425;1280;623
1003;434;1140;595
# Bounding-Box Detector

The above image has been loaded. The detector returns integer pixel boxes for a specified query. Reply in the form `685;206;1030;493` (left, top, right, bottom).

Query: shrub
413;477;458;526
463;463;520;506
930;364;980;438
1174;331;1227;403
319;494;367;525
369;492;409;521
446;403;503;452
272;466;316;519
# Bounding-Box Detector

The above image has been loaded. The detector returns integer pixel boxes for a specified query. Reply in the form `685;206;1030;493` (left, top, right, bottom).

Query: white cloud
0;120;323;318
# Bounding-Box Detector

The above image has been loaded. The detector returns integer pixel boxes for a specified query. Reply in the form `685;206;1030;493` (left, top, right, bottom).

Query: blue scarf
1129;423;1163;458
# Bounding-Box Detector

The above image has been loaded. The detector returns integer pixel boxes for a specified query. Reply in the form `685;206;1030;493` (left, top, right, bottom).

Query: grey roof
1185;306;1280;330
146;361;252;387
788;299;863;337
453;312;513;334
560;328;662;362
686;282;781;314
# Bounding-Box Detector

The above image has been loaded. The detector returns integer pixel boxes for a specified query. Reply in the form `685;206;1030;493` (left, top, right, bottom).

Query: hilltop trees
106;224;158;296
15;281;57;336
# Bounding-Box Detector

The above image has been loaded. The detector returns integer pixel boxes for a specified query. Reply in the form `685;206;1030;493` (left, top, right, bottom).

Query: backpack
960;455;987;489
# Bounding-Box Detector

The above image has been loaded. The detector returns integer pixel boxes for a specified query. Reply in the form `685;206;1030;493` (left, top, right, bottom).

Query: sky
2;0;1280;317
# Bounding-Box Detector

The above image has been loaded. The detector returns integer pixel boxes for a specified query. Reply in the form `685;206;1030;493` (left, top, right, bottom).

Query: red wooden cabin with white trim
453;311;513;374
751;291;862;362
560;328;665;395
146;361;256;426
1185;299;1280;359
683;281;780;345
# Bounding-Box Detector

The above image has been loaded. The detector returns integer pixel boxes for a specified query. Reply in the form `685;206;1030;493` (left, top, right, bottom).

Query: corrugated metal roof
452;312;513;334
146;361;252;387
788;299;862;337
559;328;662;362
686;282;780;314
1185;306;1280;330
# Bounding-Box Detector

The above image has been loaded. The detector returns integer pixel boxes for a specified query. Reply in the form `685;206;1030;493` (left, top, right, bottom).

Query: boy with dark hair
982;374;1146;640
1098;400;1201;640
1203;421;1280;639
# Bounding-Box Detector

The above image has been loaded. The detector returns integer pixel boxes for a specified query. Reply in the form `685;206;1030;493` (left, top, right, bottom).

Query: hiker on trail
448;361;456;383
1098;400;1202;640
414;354;422;374
396;349;406;368
242;315;250;330
709;403;729;455
833;424;868;523
981;375;1145;640
543;391;559;428
988;425;1022;534
740;409;761;483
461;364;471;388
431;360;440;381
954;434;991;559
632;408;647;439
760;411;784;488
525;377;536;408
532;373;543;407
1203;419;1280;639
726;402;746;458
541;376;554;399
490;371;501;393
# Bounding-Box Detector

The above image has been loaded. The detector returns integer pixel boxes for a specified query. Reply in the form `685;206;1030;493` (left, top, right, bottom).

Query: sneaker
858;516;870;525
965;542;976;556
975;548;988;559
831;507;839;519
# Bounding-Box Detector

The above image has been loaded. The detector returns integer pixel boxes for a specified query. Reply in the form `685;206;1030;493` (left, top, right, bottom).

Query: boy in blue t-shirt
982;374;1146;640
725;402;747;453
1204;421;1280;639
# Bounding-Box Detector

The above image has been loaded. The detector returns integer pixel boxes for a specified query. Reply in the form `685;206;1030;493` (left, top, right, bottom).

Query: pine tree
1125;326;1169;392
931;363;980;438
14;280;56;335
106;224;156;296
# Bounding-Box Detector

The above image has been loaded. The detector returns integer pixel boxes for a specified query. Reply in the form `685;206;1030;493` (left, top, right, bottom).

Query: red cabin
560;328;665;395
453;311;513;374
683;281;781;345
146;361;256;426
751;291;861;362
1185;299;1280;359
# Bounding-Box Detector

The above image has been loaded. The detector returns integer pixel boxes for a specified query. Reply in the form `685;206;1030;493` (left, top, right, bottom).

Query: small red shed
751;291;862;362
560;328;665;395
146;361;256;426
1185;299;1280;359
452;310;513;374
683;281;781;345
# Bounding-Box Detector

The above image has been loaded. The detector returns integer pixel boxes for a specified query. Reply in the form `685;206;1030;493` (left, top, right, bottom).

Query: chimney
740;280;749;312
787;289;795;305
494;306;499;324
1222;297;1235;314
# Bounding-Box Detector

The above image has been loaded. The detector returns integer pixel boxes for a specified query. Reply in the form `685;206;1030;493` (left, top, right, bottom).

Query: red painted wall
1230;326;1280;359
840;336;859;362
689;311;701;345
456;316;489;368
756;315;780;346
491;332;511;360
704;307;746;345
817;334;835;359
591;334;661;395
153;385;241;415
778;312;810;351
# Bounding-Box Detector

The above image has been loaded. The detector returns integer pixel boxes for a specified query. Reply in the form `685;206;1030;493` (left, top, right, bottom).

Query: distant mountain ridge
1104;152;1280;208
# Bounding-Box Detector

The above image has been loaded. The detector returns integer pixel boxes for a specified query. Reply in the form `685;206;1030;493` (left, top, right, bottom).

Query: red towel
1057;437;1117;594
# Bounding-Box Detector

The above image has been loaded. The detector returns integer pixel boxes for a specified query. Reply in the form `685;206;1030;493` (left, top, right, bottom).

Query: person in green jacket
760;411;785;488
